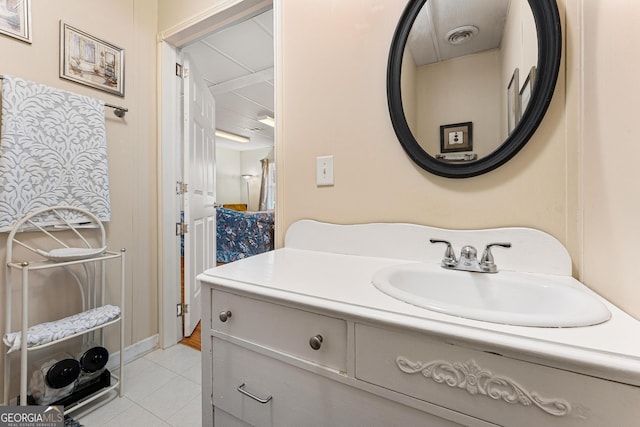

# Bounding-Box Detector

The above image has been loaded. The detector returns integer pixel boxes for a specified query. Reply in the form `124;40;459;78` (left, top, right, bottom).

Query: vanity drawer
355;323;640;427
210;289;347;371
212;338;474;427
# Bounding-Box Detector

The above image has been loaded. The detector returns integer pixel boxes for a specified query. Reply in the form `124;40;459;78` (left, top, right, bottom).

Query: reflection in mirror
401;0;537;160
388;0;561;178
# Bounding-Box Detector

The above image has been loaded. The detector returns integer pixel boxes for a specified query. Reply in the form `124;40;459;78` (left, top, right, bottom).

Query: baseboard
106;334;159;370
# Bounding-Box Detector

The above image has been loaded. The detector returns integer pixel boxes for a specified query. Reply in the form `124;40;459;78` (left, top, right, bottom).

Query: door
182;54;217;336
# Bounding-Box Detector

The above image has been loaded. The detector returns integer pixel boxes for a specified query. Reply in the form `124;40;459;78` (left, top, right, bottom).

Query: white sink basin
372;263;611;327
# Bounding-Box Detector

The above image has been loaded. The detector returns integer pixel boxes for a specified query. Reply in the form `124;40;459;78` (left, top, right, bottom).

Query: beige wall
158;0;271;46
580;0;640;317
158;0;216;31
279;1;569;241
276;0;640;320
127;0;640;380
414;51;501;157
0;0;631;404
0;0;158;402
2;0;634;404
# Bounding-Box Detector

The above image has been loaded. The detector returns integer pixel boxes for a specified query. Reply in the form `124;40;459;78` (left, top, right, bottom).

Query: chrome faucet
430;239;511;273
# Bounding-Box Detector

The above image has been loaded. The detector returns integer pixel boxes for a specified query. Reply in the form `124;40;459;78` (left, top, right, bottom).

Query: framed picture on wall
520;66;537;115
440;122;473;153
0;0;32;43
507;68;520;135
59;22;125;97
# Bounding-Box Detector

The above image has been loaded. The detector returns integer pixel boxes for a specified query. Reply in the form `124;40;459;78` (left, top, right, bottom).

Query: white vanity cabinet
202;286;490;427
202;282;640;427
199;221;640;426
355;324;640;426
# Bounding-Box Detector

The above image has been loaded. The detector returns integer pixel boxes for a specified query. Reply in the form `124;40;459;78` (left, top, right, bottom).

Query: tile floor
71;344;202;426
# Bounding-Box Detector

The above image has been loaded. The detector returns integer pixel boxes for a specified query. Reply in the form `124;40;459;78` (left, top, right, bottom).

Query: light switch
316;155;334;186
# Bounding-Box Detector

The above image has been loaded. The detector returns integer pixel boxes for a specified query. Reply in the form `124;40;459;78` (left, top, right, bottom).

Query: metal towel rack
104;102;128;118
0;75;128;118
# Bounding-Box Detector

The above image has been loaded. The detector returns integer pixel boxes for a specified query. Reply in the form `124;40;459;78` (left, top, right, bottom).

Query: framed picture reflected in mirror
440;122;473;153
520;66;537;115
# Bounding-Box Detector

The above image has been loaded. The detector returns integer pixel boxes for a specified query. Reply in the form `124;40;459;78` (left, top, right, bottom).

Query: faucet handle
429;239;457;267
480;242;512;272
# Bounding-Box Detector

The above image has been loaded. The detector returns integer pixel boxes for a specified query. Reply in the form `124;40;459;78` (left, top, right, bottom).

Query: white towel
0;75;111;232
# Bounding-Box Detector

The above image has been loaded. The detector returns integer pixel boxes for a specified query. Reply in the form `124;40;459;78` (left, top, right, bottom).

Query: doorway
159;0;276;349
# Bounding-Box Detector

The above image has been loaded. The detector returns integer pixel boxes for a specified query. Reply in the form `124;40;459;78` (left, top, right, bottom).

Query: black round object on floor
79;346;109;372
45;358;80;389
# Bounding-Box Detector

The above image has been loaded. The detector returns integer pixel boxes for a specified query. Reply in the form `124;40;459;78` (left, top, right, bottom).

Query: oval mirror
388;0;561;178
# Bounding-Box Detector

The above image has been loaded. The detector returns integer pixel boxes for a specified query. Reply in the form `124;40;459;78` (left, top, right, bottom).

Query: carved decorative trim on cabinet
396;357;571;417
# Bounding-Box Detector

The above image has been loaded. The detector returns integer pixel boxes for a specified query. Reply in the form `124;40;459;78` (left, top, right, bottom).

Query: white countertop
200;220;640;386
200;247;640;385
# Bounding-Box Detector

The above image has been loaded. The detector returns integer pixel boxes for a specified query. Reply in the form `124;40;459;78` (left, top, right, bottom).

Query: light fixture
215;129;250;143
445;25;479;45
257;115;275;127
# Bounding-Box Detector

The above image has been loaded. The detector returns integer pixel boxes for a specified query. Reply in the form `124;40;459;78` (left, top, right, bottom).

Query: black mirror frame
387;0;562;178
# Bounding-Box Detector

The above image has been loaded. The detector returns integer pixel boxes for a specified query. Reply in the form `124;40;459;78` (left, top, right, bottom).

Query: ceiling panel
183;9;274;152
233;81;274;111
407;0;510;66
253;9;274;36
199;16;273;72
182;43;248;84
215;90;269;117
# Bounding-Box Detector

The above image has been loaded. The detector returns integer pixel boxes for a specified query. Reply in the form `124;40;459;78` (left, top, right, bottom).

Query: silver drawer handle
309;334;323;350
237;383;272;404
219;310;232;322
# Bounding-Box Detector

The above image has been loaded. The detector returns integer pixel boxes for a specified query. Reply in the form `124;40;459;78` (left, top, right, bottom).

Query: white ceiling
407;0;510;67
182;9;274;152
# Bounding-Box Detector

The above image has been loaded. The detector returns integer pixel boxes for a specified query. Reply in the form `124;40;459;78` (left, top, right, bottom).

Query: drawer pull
219;310;232;322
309;334;323;350
237;383;272;404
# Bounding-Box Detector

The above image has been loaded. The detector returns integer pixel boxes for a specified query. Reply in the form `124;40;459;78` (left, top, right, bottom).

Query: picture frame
520;66;537;115
59;22;125;97
440;122;473;153
0;0;32;43
507;68;520;135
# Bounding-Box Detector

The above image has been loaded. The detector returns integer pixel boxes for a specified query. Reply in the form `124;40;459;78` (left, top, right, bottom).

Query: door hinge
175;63;189;78
176;222;189;236
176;302;189;317
176;181;188;195
175;63;183;77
